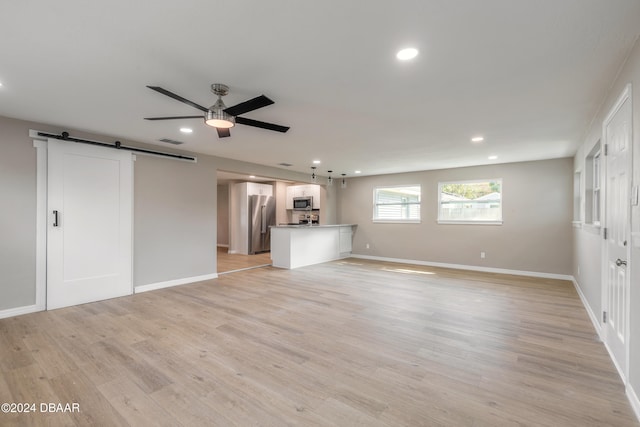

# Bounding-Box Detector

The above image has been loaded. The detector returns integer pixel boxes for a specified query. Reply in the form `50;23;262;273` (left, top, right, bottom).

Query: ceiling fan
144;83;290;138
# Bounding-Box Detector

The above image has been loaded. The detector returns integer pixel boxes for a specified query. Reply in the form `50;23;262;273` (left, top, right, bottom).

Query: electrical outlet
366;243;370;249
480;252;486;259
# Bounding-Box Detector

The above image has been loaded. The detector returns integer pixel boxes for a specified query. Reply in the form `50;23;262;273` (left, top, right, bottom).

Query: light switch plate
632;185;639;206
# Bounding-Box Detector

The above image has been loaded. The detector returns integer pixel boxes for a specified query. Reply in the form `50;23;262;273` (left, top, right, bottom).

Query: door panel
47;139;132;310
603;90;631;378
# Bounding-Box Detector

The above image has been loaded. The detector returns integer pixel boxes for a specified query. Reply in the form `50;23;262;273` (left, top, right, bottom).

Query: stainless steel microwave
293;196;313;210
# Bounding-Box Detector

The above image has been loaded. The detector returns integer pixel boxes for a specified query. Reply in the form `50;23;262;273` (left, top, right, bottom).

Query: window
592;152;601;224
573;170;582;223
585;141;601;225
438;179;502;224
373;185;421;222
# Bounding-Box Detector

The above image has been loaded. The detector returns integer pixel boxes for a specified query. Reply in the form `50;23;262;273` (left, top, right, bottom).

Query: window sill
437;220;503;225
373;219;421;224
583;223;601;236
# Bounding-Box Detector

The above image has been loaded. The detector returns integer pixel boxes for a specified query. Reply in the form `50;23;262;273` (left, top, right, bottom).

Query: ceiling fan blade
146;86;209;113
217;128;231;138
224;95;274;117
235;116;290;133
144;115;203;120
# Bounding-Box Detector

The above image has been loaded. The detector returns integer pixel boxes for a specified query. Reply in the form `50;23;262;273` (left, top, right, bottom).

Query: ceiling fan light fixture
205;90;235;128
205;109;235;128
145;83;288;138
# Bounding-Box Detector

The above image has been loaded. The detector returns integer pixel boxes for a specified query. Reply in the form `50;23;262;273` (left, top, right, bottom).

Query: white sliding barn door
47;139;133;310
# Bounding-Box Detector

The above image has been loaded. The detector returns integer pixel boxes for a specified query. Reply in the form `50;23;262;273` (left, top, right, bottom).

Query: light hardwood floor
0;259;638;426
217;246;272;274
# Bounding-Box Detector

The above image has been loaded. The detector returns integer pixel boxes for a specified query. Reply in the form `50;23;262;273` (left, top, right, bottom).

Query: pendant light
311;166;317;183
341;173;347;189
327;170;333;186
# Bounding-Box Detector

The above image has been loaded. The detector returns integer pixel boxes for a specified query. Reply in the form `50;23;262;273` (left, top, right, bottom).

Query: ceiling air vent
278;162;293;167
158;138;184;145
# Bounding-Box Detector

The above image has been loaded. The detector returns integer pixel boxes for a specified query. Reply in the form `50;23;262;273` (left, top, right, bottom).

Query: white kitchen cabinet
339;226;353;254
285;184;321;209
285;186;295;209
302;185;321;209
247;182;273;196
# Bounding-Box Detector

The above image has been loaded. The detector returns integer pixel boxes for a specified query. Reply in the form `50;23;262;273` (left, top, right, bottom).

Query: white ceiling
1;1;639;177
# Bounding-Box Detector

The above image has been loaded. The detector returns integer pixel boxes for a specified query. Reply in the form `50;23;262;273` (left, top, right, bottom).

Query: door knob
616;259;627;267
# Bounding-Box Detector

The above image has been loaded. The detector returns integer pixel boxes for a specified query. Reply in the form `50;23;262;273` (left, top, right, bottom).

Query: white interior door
47;139;133;310
603;87;632;379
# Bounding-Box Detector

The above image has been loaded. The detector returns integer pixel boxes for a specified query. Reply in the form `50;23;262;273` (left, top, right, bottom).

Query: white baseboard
571;277;602;338
628;383;640;423
602;339;627;386
350;254;573;281
135;273;218;294
571;280;634;419
0;304;44;320
0;273;219;319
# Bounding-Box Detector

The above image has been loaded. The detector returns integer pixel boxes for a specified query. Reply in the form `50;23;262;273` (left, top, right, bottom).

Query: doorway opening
216;170;295;275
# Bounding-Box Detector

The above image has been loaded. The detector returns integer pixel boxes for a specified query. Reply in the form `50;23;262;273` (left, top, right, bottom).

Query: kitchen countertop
272;224;357;228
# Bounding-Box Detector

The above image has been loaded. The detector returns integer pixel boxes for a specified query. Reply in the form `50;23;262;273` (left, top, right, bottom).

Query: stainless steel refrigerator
248;194;276;254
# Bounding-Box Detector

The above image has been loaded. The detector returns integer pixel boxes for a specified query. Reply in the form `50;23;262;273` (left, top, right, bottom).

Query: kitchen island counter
273;224;356;228
270;224;356;269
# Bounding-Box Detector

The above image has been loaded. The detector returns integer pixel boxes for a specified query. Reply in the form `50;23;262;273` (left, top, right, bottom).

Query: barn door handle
616;259;627;267
53;210;59;227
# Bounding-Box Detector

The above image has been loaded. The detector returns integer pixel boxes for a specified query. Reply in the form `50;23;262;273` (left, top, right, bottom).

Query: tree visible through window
438;179;502;223
373;185;421;222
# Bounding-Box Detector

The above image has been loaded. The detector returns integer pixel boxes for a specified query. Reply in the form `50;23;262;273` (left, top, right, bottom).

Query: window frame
592;151;601;225
573;170;582;223
584;140;601;228
437;178;503;225
372;184;421;223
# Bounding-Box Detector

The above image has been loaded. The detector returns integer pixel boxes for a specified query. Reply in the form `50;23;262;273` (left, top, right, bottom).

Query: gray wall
337;158;573;275
133;154;217;286
573;36;640;397
0;116;38;310
217;184;230;246
274;181;289;226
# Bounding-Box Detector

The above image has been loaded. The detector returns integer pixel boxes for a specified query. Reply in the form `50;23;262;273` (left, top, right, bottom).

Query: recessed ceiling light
396;48;418;61
354;170;362;174
313;160;321;164
471;136;484;142
488;155;498;160
180;128;193;134
249;175;256;178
